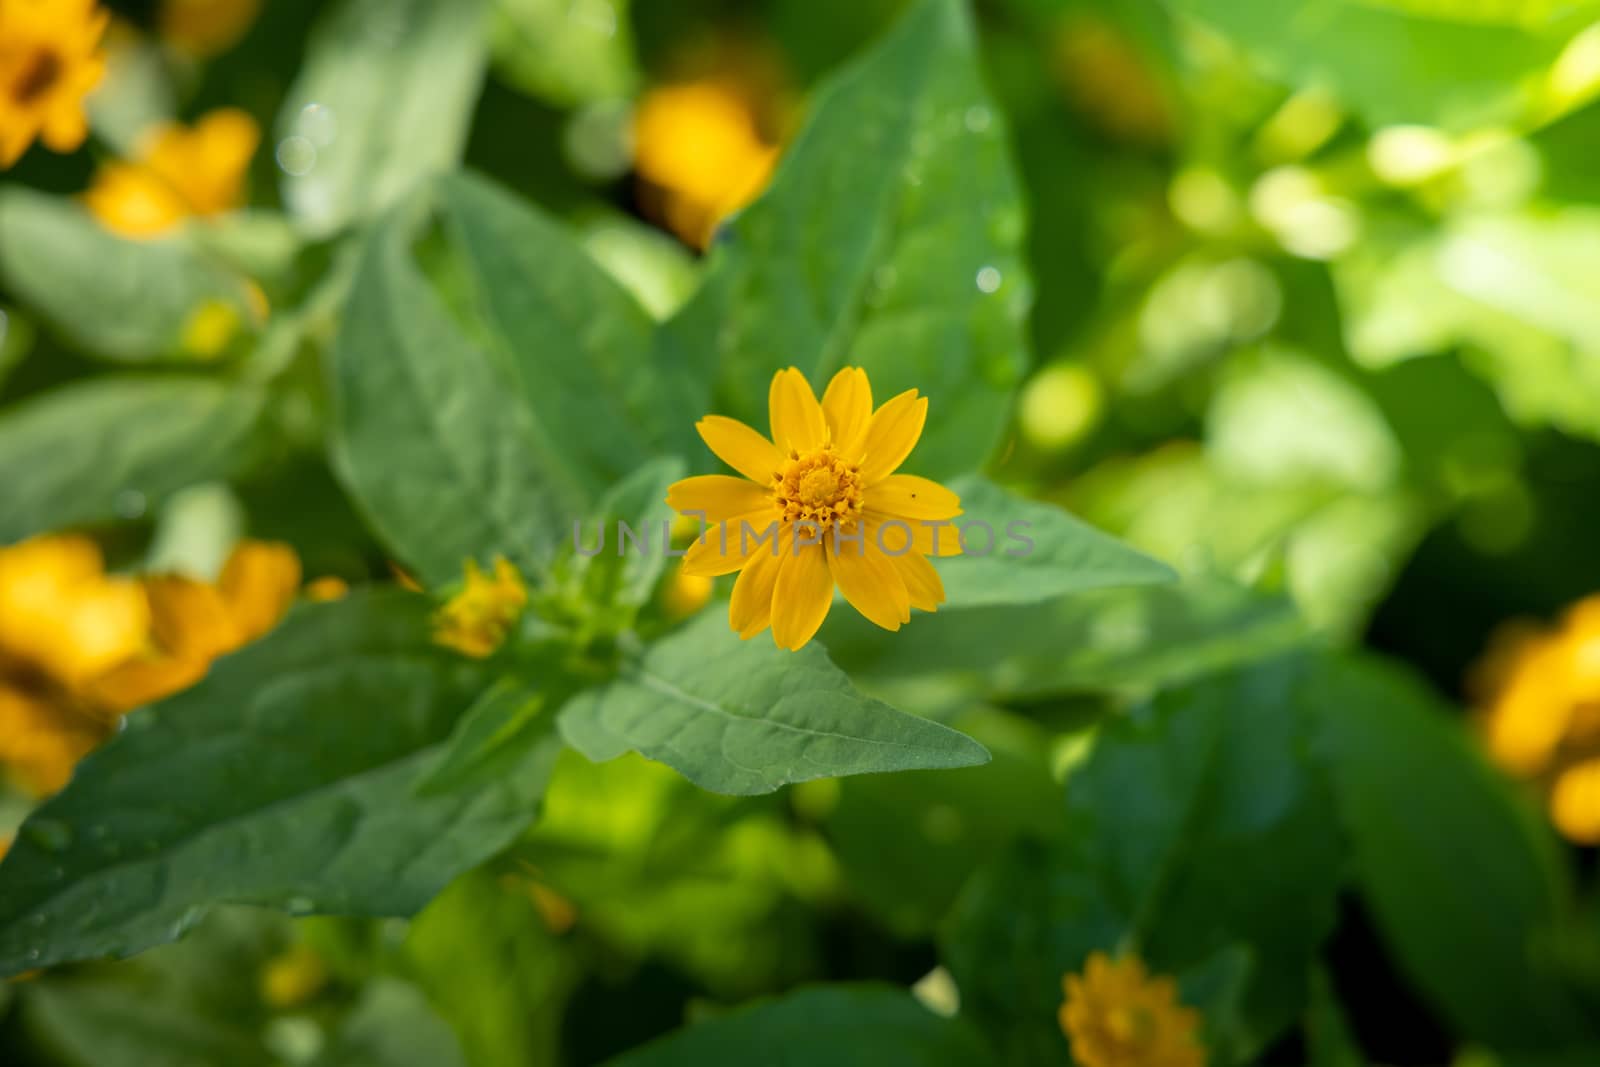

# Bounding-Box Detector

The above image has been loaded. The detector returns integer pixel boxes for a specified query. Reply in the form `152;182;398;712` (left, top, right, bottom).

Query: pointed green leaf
1306;655;1597;1047
558;611;990;795
936;476;1175;607
439;174;701;489
330;219;588;587
665;0;1030;477
0;591;554;976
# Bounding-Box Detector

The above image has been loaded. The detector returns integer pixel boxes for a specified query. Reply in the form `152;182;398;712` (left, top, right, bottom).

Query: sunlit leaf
665;0;1031;478
558;610;990;795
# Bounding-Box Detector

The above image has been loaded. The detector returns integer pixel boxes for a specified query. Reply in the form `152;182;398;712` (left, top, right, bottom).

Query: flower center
10;50;62;106
774;445;863;526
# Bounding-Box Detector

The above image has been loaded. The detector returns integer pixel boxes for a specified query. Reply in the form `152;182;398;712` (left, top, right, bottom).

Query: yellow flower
633;79;777;249
87;539;301;714
1060;952;1205;1067
666;367;962;651
0;534;149;691
1476;593;1600;844
433;556;528;659
0;684;100;794
0;0;109;168
304;576;350;602
159;0;260;58
660;571;714;621
259;943;328;1009
85;107;259;238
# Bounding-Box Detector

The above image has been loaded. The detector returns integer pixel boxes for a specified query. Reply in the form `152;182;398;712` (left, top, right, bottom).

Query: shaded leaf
0;592;554;975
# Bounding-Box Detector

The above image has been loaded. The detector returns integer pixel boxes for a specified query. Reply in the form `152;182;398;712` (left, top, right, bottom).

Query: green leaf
414;678;550;797
666;0;1030;478
560;456;686;617
1169;0;1598;128
0;591;555;976
404;869;573;1067
438;173;700;489
0;377;266;543
330;217;588;587
1306;655;1598;1047
278;0;489;236
944;657;1344;1063
603;985;995;1066
937;476;1175;607
490;0;638;106
20;979;271;1067
0;189;259;363
558;610;990;795
826;576;1306;700
1306;967;1365;1067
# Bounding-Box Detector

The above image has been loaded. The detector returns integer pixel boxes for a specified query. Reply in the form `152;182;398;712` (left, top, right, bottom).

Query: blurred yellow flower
85;108;259;238
667;367;961;651
159;0;260;59
661;571;713;620
1060;951;1205;1067
1476;594;1600;843
0;534;149;691
90;539;301;714
433;556;528;659
259;942;328;1009
179;298;243;360
633;79;777;249
0;535;301;794
1051;14;1171;147
0;0;109;168
304;576;350;602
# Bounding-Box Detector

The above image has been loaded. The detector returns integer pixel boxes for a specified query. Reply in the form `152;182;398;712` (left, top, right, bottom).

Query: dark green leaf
603;985;995;1066
558;610;990;795
0;377;266;543
944;657;1344;1063
0;591;554;976
1307;655;1598;1047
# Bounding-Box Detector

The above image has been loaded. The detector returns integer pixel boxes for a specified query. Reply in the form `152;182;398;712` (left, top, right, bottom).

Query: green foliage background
6;0;1600;1063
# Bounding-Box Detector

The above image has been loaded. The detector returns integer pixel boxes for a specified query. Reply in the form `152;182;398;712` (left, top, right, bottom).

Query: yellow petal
821;366;872;450
864;510;964;558
855;390;928;483
84;161;187;238
680;512;777;577
770;542;833;650
728;525;788;638
87;655;211;716
827;539;908;631
219;540;301;644
768;367;827;454
891;552;946;612
145;575;239;661
697;415;784;484
667;474;772;524
864;474;962;522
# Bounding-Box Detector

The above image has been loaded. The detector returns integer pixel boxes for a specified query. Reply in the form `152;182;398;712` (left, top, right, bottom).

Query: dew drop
975;266;1003;294
295;103;338;148
276;136;317;177
24;819;72;852
113;489;146;519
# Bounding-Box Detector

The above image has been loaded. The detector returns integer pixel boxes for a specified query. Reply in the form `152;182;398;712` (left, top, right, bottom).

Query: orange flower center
775;445;863;526
10;50;62;106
